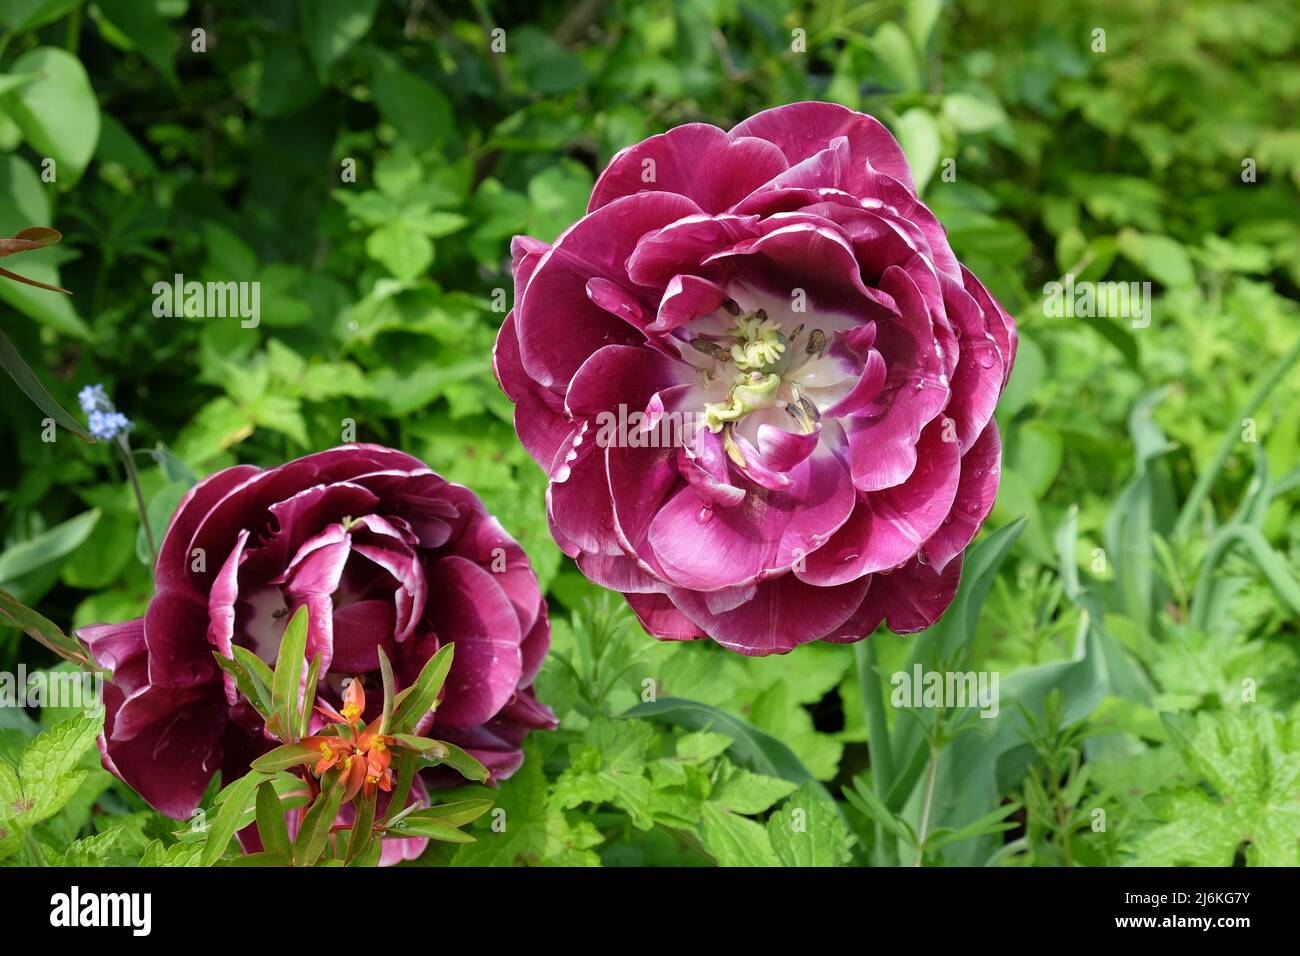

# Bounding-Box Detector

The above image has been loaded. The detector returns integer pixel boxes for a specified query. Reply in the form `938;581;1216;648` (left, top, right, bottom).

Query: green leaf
377;647;395;735
0;157;86;336
390;642;453;734
5;588;94;667
96;0;179;84
942;93;1008;134
414;798;493;828
1174;336;1300;538
346;789;377;862
395;735;489;782
0;713;99;858
3;48;100;186
552;716;660;829
366;220;433;281
624;698;816;785
299;653;322;739
767;781;853;866
1116;229;1194;287
228;646;275;716
709;763;797;816
136;481;185;564
698;803;781;866
0;330;93;440
372;58;450;152
894;108;941;194
886;518;1027;809
255;781;292;860
250;742;318;773
271;604;309;741
451;740;600;867
301;0;378;78
390;810;477;843
0;508;99;585
293;773;345;866
201;770;265;866
1130;709;1300;865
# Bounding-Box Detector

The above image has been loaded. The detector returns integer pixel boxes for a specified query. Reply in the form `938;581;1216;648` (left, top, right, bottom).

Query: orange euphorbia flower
304;678;397;799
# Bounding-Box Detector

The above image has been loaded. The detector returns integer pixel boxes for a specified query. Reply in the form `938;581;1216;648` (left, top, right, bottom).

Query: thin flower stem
1174;336;1300;539
116;435;156;565
855;639;897;866
914;747;940;866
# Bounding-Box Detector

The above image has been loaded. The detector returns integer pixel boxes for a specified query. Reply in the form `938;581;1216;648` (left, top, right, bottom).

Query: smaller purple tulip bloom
79;444;555;845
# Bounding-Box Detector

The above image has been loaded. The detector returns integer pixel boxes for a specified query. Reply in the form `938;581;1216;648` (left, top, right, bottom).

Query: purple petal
588;123;788;213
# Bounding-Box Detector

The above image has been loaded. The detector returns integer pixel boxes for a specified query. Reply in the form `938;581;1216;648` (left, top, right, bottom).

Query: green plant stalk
914;746;940;867
116;434;156;565
1190;524;1300;630
855;639;898;866
1174;337;1300;539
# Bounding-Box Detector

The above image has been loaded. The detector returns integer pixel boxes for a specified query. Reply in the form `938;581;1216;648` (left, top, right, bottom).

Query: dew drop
697;506;714;523
837;550;859;564
554;464;571;482
917;549;930;566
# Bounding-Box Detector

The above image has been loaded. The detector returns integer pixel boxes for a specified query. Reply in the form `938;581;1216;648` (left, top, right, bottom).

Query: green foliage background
2;0;1299;866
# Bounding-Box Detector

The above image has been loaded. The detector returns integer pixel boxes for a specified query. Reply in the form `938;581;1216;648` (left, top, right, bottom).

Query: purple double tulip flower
494;102;1017;655
80;445;554;822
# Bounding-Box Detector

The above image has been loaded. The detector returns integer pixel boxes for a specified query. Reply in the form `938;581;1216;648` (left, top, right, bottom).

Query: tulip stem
116;434;156;566
855;638;897;866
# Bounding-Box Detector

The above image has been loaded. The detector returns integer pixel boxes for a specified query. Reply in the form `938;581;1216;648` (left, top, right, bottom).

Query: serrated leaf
16;713;98;826
710;763;797;816
699;803;781;866
767;781;853;867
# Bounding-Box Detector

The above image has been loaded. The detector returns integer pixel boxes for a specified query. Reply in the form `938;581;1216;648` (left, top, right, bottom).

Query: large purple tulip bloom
494;102;1016;655
79;444;554;822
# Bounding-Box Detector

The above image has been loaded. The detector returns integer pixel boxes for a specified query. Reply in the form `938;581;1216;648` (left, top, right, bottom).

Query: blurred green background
2;0;1299;866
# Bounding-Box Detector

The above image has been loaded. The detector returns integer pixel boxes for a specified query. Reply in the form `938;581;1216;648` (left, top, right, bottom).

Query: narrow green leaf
417;798;493;828
293;772;344;866
7;588;94;668
255;781;292;860
0;329;93;441
346;790;378;862
0;509;100;584
299;652;322;740
201;771;265;866
377;645;395;734
1175;336;1300;538
389;811;476;843
227;851;290;867
390;642;453;734
250;742;319;773
271;605;309;741
231;645;275;706
395;735;490;783
213;653;273;723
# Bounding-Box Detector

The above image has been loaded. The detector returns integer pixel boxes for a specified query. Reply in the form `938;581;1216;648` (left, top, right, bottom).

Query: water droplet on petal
917;550;930;566
837;550;859;564
554;464;571;482
697;506;713;523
